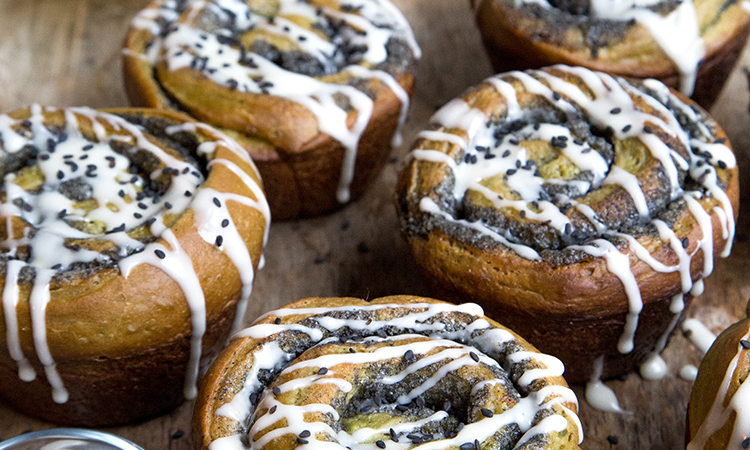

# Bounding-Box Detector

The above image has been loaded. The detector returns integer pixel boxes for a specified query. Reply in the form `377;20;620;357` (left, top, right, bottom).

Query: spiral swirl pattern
195;296;582;450
396;66;737;382
0;106;268;425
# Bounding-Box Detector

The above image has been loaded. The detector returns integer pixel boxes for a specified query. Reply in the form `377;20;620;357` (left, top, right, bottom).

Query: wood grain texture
0;0;749;449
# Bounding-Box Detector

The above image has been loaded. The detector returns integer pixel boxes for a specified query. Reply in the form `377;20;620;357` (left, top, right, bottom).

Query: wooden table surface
1;0;750;448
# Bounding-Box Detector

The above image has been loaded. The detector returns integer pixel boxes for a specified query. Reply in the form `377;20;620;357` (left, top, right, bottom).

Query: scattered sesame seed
470;352;479;362
270;405;277;414
213;197;221;207
273;387;281;396
480;408;493;417
404;349;414;361
743;437;750;449
607;435;619;445
215;235;224;246
297;438;308;445
349;347;355;353
274;318;281;324
718;160;727;170
51;264;62;270
610;107;621;114
82;144;93;151
502;150;511;158
552;92;561;101
57;170;64;180
165;202;173;209
376;441;385;449
171;430;185;439
681;237;689;249
741;340;750;349
519;210;526;219
299;430;311;438
154;249;166;259
622;125;632;133
222;219;230;228
185;190;193;197
134;213;142;219
318;367;328;375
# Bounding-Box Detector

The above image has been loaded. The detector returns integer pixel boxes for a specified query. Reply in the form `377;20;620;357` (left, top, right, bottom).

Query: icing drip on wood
0;106;268;403
408;66;735;394
129;0;420;204
210;301;582;450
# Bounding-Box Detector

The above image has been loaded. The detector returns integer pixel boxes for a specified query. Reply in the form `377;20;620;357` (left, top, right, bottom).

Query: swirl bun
123;0;420;220
194;296;582;450
0;106;268;425
687;308;750;449
396;66;738;383
472;0;750;106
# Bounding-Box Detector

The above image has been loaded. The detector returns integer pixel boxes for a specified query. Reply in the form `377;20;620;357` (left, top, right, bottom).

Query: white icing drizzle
512;0;707;95
585;356;625;413
211;301;582;450
0;106;268;403
406;66;735;383
683;318;717;354
128;0;420;204
680;364;699;381
687;329;750;449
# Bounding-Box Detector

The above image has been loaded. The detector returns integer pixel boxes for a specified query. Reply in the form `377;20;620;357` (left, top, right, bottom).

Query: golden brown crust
395;67;739;383
0;107;268;425
687;316;750;448
122;0;418;220
474;0;750;107
194;295;582;450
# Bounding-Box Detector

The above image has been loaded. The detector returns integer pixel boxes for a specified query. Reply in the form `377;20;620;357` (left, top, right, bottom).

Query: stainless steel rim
0;429;144;450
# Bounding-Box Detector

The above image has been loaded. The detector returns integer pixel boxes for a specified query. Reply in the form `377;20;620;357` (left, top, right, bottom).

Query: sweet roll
194;296;583;450
123;0;420;219
395;66;738;383
0;106;269;425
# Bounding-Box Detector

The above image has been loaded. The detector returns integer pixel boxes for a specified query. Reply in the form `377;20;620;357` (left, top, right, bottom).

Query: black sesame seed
415;396;425;408
741;340;750;349
137;202;148;210
270;405;277;414
171;430;185;439
51;264;62;270
506;169;517;176
718;160;727;170
297;438;308;445
396;405;408;412
215;235;224;247
610;107;621;114
390;428;397;440
622;125;632;133
502;150;511;158
474;439;480;450
221;219;230;228
165;202;173;209
57;170;64;180
480;408;494;418
552;92;561;101
376;441;385;449
404;349;414;361
460;443;474;450
581;148;592;153
134;213;142;219
681;237;689;249
318;367;328;375
274;317;281;325
185;191;192;197
607;435;619;445
744;438;750;449
550;136;567;148
82;144;93;151
299;430;311;438
154;249;166;259
273;387;281;396
469;352;479;362
715;138;727;144
643;126;653;134
509;138;520;145
519;210;526;219
213;197;221;207
349;347;355;353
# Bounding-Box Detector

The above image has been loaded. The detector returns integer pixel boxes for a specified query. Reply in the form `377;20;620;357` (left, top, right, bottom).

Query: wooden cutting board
1;0;749;448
